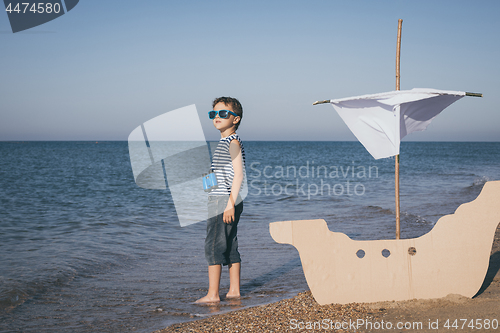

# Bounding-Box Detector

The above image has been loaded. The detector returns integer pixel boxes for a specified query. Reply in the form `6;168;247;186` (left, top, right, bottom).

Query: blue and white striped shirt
210;133;246;196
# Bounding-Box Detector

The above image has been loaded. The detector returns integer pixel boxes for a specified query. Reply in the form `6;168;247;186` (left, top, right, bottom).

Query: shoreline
155;224;500;332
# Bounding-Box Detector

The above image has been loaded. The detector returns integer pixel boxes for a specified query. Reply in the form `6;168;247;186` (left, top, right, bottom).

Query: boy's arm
223;139;244;223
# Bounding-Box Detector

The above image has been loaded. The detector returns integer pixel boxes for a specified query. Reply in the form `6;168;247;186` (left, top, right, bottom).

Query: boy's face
212;102;240;132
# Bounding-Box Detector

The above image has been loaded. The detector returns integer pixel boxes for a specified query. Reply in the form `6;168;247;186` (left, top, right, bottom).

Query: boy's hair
212;96;243;130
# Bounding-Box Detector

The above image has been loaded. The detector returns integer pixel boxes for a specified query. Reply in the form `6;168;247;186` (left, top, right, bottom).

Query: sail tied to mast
328;88;466;159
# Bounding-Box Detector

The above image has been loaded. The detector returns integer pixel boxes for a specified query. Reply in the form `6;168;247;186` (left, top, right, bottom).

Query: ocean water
0;141;499;332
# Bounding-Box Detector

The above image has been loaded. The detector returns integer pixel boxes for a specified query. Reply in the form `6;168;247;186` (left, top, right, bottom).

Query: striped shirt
210;133;246;196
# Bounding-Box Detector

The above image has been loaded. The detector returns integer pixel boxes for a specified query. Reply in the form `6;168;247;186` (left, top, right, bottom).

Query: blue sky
1;0;499;141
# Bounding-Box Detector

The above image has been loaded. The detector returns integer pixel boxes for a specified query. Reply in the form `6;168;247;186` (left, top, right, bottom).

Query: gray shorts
205;195;243;266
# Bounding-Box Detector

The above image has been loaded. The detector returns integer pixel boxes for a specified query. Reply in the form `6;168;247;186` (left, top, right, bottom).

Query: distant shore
155;224;500;333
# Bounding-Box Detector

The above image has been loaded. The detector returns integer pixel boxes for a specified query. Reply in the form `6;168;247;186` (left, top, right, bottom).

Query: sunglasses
208;110;239;119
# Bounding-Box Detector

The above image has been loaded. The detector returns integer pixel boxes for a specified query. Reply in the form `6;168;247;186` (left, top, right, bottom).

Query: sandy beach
155;224;500;332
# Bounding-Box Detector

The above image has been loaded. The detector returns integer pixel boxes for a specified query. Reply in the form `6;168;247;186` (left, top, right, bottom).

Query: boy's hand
223;204;235;224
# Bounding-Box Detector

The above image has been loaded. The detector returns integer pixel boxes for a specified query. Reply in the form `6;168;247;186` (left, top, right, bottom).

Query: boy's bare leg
226;262;241;298
195;264;221;303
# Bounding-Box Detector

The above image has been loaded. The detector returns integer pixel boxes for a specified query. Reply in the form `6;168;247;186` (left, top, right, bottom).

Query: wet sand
155;224;500;332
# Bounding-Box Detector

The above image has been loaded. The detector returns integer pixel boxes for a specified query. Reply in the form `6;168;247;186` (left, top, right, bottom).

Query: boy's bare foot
225;292;240;299
195;295;220;303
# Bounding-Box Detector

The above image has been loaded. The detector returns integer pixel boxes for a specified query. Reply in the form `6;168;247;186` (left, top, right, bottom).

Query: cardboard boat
270;181;500;305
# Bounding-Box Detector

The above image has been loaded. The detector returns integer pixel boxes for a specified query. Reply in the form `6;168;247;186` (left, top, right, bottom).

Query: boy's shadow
474;250;500;297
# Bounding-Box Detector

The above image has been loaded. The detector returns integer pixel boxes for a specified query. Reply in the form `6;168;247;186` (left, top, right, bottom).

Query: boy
196;97;245;303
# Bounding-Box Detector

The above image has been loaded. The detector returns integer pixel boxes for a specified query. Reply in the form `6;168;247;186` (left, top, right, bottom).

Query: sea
1;141;499;332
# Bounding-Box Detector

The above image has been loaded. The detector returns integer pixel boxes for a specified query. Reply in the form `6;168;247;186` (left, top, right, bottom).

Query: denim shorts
205;195;243;266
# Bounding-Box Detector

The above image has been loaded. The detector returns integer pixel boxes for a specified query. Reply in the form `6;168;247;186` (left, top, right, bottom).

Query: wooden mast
312;18;481;239
395;19;402;239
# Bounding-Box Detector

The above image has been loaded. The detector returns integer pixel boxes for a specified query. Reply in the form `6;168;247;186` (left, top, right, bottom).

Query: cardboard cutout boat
269;20;498;305
270;181;500;305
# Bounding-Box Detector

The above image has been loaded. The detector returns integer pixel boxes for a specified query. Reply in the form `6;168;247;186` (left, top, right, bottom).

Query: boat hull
269;181;500;305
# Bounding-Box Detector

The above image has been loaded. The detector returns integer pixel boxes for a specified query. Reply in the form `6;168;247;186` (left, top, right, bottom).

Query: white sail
329;88;465;159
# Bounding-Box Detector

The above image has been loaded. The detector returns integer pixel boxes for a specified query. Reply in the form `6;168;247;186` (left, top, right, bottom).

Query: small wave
156;310;193;317
0;252;128;314
471;176;490;187
0;287;29;313
0;267;77;313
365;205;393;216
276;195;295;202
460;176;491;198
401;211;434;225
360;205;434;228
